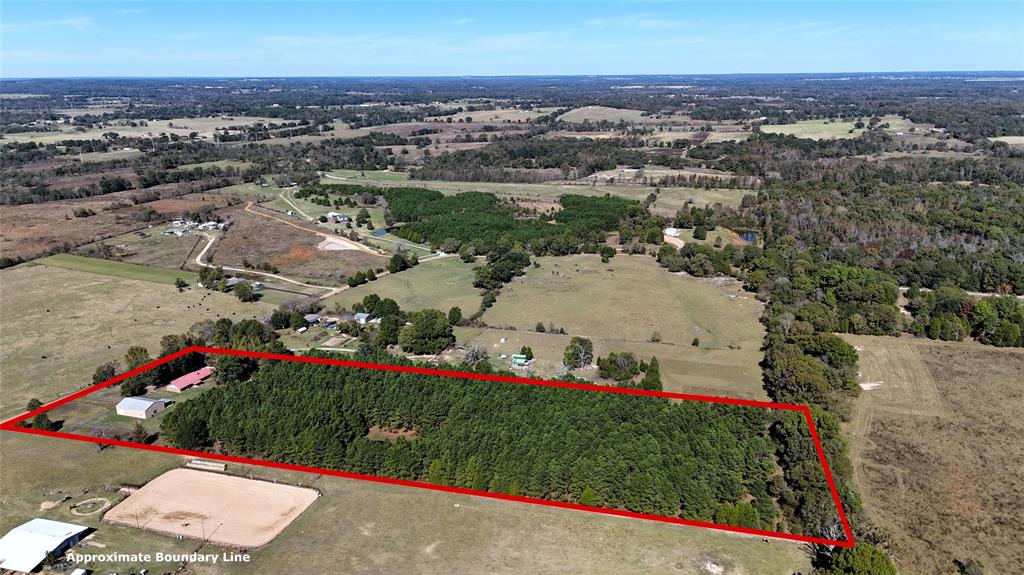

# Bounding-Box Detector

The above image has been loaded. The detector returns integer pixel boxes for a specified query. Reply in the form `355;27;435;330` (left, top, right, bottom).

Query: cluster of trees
595;352;662;391
906;286;1023;347
161;351;790;531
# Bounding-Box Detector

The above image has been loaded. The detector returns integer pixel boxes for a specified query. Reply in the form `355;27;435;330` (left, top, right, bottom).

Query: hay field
991;135;1024;145
842;335;1024;573
324;257;481;314
759;115;912;140
483;255;764;348
557;106;649;123
104;469;318;548
0;263;274;419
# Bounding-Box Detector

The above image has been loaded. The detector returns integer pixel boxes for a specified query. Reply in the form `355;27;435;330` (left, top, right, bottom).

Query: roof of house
304;313;321;322
116;397;165;412
169;366;213;390
354;312;371;320
0;518;88;573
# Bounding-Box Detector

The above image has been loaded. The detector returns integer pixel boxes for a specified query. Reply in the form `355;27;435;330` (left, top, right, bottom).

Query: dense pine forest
161;351;828;534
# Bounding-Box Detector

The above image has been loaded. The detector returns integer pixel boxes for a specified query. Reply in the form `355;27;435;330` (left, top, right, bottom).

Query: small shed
510;354;530;367
167;366;214;393
115;397;168;419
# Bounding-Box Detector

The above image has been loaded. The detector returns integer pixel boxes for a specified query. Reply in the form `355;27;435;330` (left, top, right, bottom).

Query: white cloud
585;14;691;30
1;16;98;33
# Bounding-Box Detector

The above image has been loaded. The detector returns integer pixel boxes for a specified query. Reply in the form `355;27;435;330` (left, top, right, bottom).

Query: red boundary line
0;346;855;548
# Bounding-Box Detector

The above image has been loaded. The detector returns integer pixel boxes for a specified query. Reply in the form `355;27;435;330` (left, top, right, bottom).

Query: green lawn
39;253;199;285
323;257;481;315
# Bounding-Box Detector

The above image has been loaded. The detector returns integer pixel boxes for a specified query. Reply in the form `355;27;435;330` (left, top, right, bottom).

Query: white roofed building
0;518;89;573
115;397;168;419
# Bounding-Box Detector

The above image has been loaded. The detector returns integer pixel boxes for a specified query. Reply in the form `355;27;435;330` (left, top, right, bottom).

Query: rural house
167;366;214;393
115;397;169;419
0;518;89;573
354;312;373;324
325;211;350;223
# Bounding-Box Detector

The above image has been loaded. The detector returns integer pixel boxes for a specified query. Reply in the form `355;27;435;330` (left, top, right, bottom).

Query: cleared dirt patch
103;468;319;548
843;335;1024;573
211;206;386;283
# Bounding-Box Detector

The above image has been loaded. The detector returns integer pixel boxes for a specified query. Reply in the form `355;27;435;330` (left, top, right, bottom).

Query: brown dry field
104;468;319;548
1;185;239;260
210;205;387;283
842;335;1024;574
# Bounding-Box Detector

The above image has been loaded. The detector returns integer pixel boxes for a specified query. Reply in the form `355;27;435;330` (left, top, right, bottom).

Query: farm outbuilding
116;397;168;419
167;366;214;393
354;312;373;324
0;518;89;573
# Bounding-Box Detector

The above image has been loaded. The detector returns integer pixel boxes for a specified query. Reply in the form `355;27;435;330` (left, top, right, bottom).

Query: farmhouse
167;366;214;393
325;211;350;223
116;397;168;419
0;518;89;573
304;313;321;324
354;312;373;324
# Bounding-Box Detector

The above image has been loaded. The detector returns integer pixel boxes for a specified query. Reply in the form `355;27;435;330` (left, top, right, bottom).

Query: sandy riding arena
103;468;319;548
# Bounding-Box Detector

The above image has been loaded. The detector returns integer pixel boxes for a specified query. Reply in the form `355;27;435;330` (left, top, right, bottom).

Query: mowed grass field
0;431;808;575
472;255;766;398
39;253;200;284
324;256;482;314
990;135;1024;145
483;255;763;348
842;335;1024;574
759;115;913;140
557;106;649;123
0;263;274;419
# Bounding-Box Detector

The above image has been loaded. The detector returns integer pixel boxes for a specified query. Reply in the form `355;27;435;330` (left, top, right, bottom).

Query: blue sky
2;1;1021;77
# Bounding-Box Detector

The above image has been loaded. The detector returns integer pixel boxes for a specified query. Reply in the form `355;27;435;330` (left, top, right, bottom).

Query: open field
990;135;1024;145
557;106;649;123
483;255;764;348
0;431;808;575
210;205;388;284
324;168;410;182
0;185;235;260
323;174;753;210
324;256;481;314
77;226;209;271
0;116;279;144
842;335;1024;573
451;326;767;400
105;469;319;548
79;148;144;162
427;106;561;123
39;253;199;284
759;115;913;140
0;263;274;419
176;159;253;171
